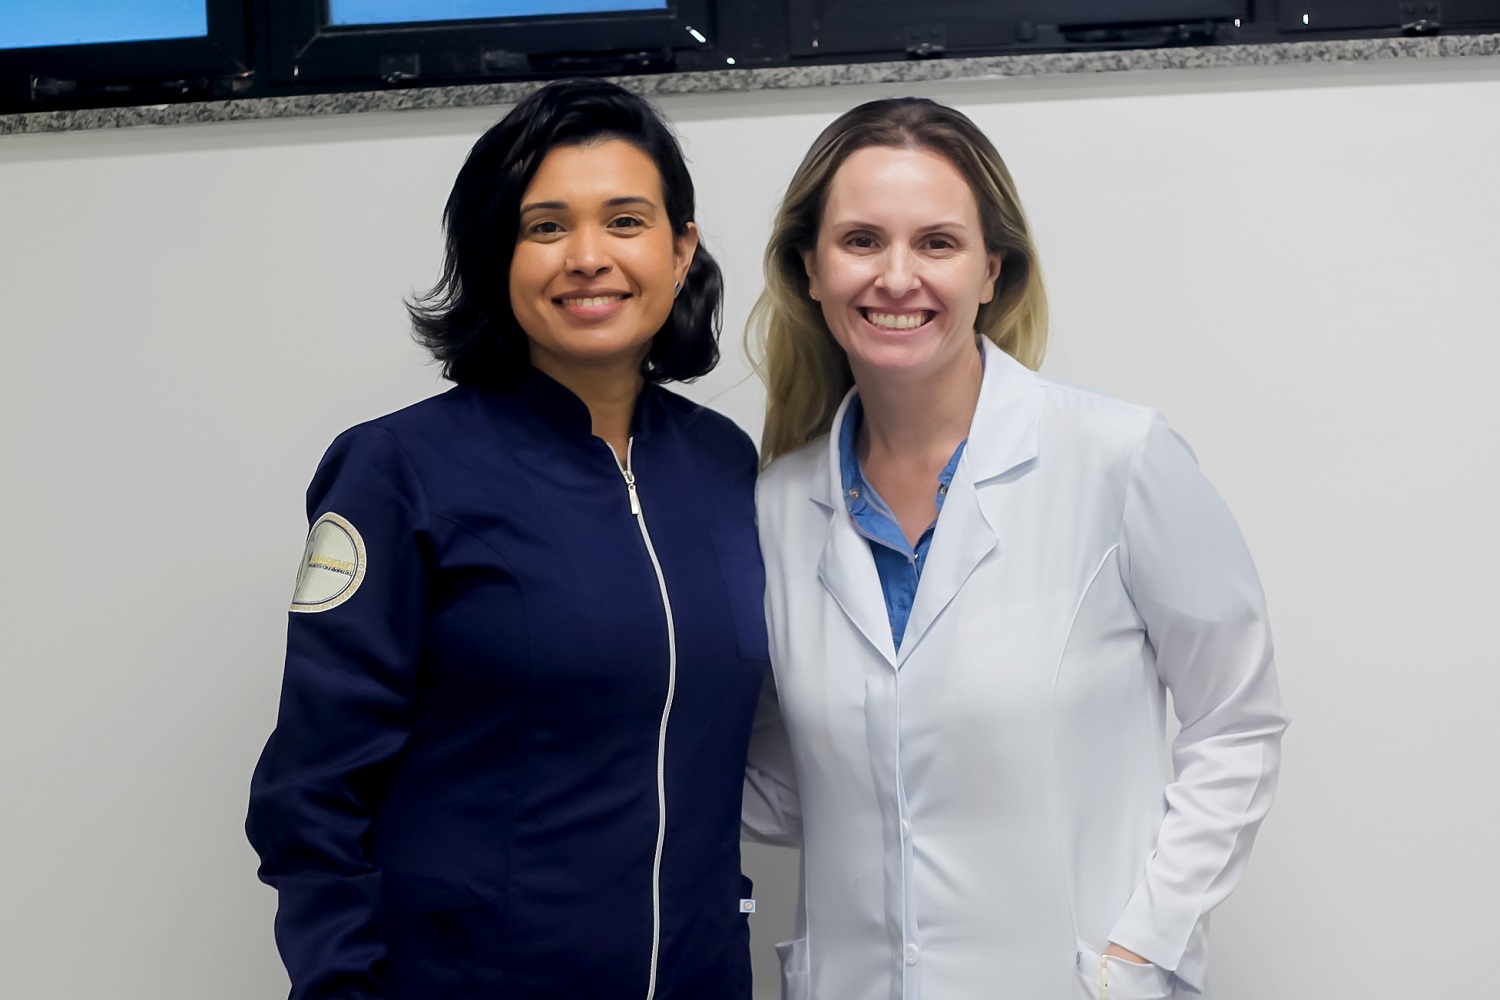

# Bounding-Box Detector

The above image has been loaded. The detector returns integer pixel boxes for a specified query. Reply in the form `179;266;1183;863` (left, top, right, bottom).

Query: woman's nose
874;248;918;297
565;226;611;277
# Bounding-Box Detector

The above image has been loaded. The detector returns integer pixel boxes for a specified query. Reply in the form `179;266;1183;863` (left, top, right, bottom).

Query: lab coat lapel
897;341;1042;667
814;389;900;668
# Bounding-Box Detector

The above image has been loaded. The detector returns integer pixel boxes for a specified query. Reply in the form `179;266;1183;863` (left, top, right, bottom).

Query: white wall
2;55;1498;998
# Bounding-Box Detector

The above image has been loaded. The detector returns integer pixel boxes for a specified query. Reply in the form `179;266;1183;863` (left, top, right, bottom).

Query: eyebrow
519;195;658;215
830;218;971;234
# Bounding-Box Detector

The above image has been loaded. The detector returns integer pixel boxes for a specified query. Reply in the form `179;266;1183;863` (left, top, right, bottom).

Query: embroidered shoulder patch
290;512;367;613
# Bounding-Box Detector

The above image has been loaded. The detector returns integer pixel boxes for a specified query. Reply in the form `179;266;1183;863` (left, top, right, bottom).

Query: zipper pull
624;469;641;516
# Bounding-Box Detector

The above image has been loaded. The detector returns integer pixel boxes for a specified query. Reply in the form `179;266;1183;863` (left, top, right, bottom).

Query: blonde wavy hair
749;97;1049;464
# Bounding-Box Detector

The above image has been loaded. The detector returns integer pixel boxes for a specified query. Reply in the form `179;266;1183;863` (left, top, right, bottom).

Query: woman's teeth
561;295;624;307
866;310;930;330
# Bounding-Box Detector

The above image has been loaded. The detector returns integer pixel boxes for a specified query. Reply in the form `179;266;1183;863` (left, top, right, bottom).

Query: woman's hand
1103;943;1150;964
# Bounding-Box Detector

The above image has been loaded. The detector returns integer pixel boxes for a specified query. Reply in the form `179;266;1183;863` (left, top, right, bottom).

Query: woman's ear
674;221;700;288
802;248;821;302
979;253;1002;305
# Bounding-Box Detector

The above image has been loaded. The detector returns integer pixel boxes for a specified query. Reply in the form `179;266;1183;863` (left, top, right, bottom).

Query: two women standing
248;81;1286;1000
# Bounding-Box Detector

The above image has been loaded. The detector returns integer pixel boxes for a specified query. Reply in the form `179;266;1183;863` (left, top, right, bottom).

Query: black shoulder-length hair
408;79;723;388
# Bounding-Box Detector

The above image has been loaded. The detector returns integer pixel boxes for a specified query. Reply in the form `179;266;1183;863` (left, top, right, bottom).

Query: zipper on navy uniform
610;438;677;1000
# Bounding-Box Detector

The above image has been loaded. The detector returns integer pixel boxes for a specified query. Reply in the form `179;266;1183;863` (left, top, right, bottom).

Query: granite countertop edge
4;31;1500;136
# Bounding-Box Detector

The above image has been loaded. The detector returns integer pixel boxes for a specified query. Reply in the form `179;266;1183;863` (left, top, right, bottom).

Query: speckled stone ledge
4;31;1499;135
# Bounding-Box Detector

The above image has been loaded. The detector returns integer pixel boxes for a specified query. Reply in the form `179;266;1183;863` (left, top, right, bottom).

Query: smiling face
509;139;697;384
803;145;1001;385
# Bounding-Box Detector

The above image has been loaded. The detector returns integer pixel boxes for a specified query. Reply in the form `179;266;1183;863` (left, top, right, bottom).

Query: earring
673;280;683;298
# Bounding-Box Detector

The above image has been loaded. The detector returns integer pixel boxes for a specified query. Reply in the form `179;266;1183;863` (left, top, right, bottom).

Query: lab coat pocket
1075;940;1173;1000
775;936;810;1000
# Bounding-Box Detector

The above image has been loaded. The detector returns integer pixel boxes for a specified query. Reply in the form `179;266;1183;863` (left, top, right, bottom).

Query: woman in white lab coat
743;97;1288;1000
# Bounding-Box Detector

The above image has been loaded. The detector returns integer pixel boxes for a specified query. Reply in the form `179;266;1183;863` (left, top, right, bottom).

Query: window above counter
3;0;1500;118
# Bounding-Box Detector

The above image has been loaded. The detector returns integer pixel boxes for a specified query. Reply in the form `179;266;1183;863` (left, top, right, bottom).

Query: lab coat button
900;818;911;839
904;943;920;965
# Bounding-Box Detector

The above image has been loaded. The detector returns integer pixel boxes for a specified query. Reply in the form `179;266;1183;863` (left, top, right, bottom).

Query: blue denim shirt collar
838;394;965;557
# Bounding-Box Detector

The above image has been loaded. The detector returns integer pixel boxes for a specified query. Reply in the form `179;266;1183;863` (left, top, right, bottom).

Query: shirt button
900;818;911;839
904;943;921;965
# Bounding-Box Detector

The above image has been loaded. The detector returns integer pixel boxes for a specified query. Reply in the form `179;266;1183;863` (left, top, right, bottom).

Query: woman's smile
860;308;936;331
554;290;631;320
803;145;999;383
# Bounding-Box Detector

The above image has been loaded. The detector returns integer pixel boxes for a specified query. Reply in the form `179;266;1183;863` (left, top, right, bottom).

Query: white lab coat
745;338;1288;1000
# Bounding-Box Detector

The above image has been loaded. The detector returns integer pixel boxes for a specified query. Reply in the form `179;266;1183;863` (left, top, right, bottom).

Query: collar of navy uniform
506;364;660;444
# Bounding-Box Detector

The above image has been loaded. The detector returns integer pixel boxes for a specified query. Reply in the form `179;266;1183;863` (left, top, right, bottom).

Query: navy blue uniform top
247;370;769;1000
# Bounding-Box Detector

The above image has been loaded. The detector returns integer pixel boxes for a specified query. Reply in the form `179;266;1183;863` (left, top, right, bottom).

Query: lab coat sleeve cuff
1108;893;1207;994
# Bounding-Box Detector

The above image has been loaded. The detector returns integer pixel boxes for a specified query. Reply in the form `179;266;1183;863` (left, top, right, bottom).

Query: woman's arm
247;425;430;1000
743;664;803;847
1109;415;1290;991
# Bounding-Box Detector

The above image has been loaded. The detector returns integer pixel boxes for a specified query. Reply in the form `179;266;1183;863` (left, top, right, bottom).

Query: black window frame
264;0;717;87
4;0;1500;117
1275;0;1500;32
0;0;251;115
784;0;1249;59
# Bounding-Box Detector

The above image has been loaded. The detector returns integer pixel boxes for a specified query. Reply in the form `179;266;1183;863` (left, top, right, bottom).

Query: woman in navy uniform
247;80;767;1000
